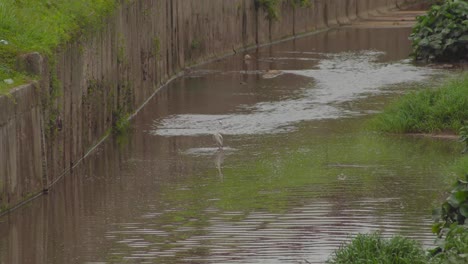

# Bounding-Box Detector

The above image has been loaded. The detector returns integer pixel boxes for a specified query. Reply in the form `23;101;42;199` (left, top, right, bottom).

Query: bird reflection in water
214;149;225;180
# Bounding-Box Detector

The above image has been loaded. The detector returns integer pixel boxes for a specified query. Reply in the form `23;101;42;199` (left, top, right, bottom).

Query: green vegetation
112;107;130;135
0;0;118;94
117;34;127;65
44;68;62;139
255;0;311;21
452;156;468;179
190;39;201;50
430;175;468;263
255;0;281;20
372;73;468;134
152;36;161;59
431;225;468;263
327;174;468;264
410;0;468;62
327;233;428;264
432;175;468;236
332;71;468;262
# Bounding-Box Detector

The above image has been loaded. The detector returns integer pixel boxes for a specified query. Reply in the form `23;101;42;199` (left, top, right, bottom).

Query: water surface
0;27;459;264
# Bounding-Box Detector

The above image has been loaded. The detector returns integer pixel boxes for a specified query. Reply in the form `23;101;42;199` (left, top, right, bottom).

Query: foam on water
150;51;432;137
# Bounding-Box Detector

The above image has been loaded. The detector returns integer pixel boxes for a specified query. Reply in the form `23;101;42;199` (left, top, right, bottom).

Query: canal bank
0;0;421;212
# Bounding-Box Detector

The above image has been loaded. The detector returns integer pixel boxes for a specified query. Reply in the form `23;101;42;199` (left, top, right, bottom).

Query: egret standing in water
213;121;224;149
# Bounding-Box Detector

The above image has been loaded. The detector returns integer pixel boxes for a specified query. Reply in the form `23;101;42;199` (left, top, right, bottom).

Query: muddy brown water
0;26;460;264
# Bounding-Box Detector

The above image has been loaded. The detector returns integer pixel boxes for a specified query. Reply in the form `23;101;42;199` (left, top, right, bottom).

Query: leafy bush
327;233;428;264
430;175;468;263
410;0;468;62
430;225;468;263
432;175;468;235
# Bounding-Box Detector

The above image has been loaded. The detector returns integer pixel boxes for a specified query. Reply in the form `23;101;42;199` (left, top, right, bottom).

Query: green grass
371;73;468;134
327;233;428;264
0;0;118;94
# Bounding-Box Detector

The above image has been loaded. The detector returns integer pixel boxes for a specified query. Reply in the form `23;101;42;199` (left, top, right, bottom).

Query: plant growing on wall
410;0;468;62
254;0;311;21
292;0;312;8
112;107;130;135
152;36;161;59
255;0;281;20
191;39;201;50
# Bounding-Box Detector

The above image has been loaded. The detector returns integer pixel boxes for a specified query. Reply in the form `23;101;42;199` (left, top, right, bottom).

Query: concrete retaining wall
0;0;414;212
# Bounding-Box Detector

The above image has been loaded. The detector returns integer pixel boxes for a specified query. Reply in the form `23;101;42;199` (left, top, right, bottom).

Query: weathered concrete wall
0;84;43;210
0;0;414;211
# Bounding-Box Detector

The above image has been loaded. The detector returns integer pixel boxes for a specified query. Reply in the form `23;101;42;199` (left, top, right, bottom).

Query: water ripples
105;177;437;263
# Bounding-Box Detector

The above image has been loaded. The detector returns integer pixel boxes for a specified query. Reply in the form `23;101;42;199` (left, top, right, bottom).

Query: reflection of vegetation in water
331;175;468;264
460;124;468;154
106;120;460;262
453;156;468;178
214;123;457;214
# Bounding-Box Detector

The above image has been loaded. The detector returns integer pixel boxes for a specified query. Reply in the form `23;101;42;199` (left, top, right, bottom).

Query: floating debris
0;40;9;45
262;69;283;79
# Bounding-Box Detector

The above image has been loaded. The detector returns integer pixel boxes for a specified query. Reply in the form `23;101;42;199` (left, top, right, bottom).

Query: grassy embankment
0;0;117;94
371;73;468;135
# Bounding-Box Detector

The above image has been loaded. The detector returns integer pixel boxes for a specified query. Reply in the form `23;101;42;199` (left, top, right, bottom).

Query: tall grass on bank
0;0;117;94
327;233;428;264
372;73;468;134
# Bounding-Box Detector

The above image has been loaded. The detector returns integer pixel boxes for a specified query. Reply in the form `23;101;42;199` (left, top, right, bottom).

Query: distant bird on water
213;121;224;149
